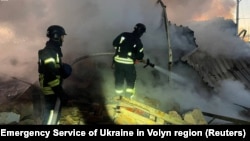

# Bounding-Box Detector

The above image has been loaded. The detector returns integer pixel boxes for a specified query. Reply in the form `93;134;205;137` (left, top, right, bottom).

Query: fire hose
10;52;156;125
71;52;156;68
71;52;115;66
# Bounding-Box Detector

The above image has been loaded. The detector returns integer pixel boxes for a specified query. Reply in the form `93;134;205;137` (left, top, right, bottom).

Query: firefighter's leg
125;65;136;99
42;95;57;125
125;87;135;99
114;63;125;96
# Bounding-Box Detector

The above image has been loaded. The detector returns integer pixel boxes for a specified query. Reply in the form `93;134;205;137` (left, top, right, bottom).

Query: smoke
166;0;235;24
188;18;250;58
1;0;250;123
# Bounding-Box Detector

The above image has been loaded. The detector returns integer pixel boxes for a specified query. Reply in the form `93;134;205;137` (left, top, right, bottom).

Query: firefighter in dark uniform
112;23;146;99
38;25;72;125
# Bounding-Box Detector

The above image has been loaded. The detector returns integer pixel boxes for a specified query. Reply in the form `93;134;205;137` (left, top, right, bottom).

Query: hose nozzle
143;59;155;68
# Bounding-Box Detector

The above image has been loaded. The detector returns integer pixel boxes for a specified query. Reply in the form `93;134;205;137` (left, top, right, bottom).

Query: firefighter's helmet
46;25;67;39
134;23;146;35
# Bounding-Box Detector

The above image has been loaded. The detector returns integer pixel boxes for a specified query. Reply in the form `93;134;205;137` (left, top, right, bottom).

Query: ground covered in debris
1;58;248;125
0;60;201;125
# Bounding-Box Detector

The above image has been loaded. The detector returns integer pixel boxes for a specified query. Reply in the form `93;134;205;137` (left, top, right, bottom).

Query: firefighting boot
115;89;124;98
125;88;135;100
124;92;132;99
130;94;135;100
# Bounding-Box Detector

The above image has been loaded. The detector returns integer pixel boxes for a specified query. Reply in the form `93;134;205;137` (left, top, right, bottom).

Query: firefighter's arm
134;42;144;64
113;35;120;47
43;58;63;95
113;33;125;47
43;61;69;104
44;59;68;105
46;61;68;106
43;58;58;84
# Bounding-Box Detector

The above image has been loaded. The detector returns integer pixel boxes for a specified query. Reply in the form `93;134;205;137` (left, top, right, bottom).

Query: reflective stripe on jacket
38;41;63;95
113;32;144;65
114;55;134;64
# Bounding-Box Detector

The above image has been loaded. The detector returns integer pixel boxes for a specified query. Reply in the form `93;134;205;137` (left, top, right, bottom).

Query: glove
135;59;142;64
52;85;68;106
61;63;72;79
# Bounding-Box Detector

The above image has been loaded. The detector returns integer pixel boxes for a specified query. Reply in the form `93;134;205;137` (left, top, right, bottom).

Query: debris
0;112;20;124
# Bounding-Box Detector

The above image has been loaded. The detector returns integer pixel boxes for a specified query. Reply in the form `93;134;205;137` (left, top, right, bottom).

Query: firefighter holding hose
112;23;146;99
38;25;72;124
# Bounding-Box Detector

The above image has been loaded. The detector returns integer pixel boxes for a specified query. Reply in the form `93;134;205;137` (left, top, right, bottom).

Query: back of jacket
113;32;144;64
38;40;63;89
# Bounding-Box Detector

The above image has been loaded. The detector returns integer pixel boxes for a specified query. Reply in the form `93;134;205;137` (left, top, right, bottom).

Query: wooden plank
115;96;190;125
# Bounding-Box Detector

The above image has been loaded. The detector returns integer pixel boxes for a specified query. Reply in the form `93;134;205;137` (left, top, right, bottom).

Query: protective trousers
114;63;136;97
42;94;62;125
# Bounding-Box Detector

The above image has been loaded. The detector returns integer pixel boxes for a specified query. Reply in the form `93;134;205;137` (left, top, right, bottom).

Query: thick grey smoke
0;0;250;123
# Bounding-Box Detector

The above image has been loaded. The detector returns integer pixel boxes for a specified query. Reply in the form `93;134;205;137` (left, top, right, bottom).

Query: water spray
70;52;188;83
141;58;187;84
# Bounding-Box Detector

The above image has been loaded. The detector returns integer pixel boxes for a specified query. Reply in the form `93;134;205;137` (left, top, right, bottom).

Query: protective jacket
113;32;144;97
38;40;64;95
113;32;144;64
